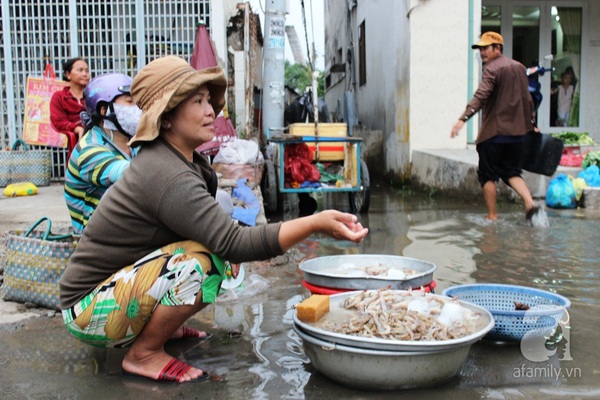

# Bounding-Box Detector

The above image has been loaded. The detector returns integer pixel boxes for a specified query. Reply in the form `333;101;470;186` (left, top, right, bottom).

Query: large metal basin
299;254;436;290
293;290;495;351
294;324;471;390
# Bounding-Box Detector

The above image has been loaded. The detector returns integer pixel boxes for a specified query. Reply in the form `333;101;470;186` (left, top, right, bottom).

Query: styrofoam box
289;123;347;161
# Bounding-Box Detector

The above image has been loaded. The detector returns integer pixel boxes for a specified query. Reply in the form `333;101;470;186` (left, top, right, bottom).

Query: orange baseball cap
472;31;504;49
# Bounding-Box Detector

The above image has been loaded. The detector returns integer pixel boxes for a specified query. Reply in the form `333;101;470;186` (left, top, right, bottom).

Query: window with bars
1;0;211;177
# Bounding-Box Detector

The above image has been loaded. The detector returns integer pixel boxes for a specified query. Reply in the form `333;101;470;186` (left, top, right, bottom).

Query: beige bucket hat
128;55;227;147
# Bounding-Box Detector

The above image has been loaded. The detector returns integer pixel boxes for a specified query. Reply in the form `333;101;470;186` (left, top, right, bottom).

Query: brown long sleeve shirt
459;54;535;144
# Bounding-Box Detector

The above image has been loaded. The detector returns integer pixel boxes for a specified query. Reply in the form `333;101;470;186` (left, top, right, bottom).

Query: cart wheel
298;193;318;216
261;159;279;214
349;159;370;214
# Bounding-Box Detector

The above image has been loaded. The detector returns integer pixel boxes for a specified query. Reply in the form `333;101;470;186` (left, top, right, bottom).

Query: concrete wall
211;0;229;69
323;0;599;188
323;0;348;122
353;127;384;177
582;2;600;142
409;0;474;152
324;0;477;182
324;0;411;182
411;148;588;202
354;1;411;181
233;51;246;128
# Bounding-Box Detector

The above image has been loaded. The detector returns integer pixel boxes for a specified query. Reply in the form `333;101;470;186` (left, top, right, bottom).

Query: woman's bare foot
485;214;498;221
122;349;207;382
169;326;210;340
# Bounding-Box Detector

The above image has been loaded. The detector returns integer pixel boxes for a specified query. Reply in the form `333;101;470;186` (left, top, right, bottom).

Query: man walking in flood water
450;31;539;223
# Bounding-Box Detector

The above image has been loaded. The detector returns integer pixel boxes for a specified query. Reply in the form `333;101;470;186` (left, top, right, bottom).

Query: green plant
582;151;600;168
426;186;437;199
550;132;595;146
397;185;414;197
284;60;324;96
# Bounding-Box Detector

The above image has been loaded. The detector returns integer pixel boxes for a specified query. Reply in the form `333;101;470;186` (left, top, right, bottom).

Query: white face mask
104;103;142;137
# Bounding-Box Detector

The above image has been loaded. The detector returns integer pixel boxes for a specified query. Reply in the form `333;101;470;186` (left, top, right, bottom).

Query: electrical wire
300;0;314;71
309;0;316;69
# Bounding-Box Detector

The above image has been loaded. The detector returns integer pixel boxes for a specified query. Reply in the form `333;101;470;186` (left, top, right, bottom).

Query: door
481;1;585;132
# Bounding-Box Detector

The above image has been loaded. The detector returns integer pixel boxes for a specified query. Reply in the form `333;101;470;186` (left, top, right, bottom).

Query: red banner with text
23;75;69;148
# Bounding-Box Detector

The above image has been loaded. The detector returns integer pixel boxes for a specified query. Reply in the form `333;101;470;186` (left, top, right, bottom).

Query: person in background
564;66;578;88
552;71;574;127
59;56;368;383
64;73;141;235
50;57;90;158
450;32;539;223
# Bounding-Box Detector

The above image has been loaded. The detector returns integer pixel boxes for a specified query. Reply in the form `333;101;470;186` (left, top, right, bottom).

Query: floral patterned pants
61;241;225;348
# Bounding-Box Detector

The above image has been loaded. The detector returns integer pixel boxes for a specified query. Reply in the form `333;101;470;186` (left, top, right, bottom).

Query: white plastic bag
213;138;264;164
217;273;269;302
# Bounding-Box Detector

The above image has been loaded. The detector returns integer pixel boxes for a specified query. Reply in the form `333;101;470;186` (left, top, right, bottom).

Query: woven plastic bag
3;217;76;310
0;139;52;187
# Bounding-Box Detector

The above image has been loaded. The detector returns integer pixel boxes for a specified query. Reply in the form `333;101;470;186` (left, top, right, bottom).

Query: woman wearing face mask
64;73;142;235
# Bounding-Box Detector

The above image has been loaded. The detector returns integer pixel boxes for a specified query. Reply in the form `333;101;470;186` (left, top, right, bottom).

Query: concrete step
411;148;598;209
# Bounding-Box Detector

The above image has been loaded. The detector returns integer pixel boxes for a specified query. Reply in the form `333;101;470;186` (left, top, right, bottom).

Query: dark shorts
476;140;525;187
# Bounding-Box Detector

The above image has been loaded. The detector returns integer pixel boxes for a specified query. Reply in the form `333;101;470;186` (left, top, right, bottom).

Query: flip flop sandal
123;359;210;383
525;202;541;225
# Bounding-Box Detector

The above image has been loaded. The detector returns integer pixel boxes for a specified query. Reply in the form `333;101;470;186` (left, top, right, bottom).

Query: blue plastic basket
442;284;570;342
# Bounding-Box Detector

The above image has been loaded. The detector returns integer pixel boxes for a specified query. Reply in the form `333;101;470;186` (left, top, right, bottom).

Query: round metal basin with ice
294;324;471;390
293;290;495;352
299;254;436;290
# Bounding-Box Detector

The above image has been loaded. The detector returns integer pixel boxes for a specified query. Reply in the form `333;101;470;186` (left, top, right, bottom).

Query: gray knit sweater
60;138;282;309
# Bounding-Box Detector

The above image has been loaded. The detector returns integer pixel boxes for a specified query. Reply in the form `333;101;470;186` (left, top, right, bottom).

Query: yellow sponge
296;294;330;323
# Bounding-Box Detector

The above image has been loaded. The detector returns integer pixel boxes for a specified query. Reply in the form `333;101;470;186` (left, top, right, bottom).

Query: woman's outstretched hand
316;210;368;242
278;210;368;252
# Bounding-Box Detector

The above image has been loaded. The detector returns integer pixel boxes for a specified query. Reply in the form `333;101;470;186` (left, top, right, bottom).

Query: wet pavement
1;181;600;399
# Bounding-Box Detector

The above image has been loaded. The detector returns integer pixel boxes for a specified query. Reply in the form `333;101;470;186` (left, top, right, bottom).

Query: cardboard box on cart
289;123;347;161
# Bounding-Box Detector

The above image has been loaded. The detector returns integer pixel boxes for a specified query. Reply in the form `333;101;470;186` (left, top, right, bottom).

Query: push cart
261;123;370;215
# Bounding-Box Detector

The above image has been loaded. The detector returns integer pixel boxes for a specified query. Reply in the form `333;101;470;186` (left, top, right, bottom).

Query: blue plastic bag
546;174;577;209
577;165;600;187
231;178;260;226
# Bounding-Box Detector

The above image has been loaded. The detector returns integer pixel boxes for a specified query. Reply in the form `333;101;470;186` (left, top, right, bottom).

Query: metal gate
1;0;211;179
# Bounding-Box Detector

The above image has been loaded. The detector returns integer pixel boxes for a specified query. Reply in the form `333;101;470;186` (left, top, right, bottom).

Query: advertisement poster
23;76;69;148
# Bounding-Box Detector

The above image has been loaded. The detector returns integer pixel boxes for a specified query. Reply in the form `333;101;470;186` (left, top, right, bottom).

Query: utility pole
261;0;287;139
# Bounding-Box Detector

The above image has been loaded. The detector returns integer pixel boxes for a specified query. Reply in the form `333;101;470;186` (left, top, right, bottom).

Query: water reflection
291;184;600;397
1;184;599;399
403;218;480;288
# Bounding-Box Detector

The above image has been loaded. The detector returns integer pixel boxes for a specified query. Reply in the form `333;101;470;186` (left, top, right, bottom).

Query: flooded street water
1;182;599;399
